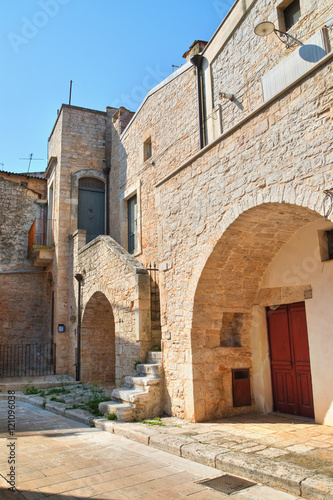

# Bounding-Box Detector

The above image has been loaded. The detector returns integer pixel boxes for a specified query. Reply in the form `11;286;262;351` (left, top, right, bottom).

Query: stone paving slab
0;401;302;500
2;392;333;498
93;415;333;499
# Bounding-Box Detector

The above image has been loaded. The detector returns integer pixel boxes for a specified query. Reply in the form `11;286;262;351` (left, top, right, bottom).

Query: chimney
183;40;208;63
112;107;135;135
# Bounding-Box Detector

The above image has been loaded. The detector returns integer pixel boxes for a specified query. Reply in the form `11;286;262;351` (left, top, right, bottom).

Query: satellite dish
254;21;275;37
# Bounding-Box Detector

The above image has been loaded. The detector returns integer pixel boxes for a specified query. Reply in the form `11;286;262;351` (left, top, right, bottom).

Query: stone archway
81;291;115;384
190;202;328;422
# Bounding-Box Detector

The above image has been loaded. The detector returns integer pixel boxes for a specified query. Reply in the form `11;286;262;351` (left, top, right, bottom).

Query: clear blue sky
1;0;233;174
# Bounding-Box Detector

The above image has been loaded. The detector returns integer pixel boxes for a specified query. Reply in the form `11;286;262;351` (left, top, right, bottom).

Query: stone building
0;171;54;375
1;0;333;425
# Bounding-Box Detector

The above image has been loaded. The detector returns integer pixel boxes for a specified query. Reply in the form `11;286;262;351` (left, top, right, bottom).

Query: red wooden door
267;303;314;418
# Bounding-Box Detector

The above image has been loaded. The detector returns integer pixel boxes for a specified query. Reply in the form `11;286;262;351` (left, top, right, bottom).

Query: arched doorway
190;202;333;423
78;177;105;244
81;292;115;385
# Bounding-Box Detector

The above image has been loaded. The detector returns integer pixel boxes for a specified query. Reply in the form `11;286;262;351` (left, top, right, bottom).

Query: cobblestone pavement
0;401;301;500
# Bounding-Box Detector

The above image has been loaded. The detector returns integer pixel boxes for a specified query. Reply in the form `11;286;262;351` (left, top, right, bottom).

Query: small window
127;194;137;254
284;0;301;31
144;138;152;161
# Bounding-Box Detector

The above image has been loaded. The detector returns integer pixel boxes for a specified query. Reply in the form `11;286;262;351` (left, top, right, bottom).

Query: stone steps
147;351;162;364
98;401;135;422
112;387;148;403
137;363;162;377
125;375;161;389
99;351;163;422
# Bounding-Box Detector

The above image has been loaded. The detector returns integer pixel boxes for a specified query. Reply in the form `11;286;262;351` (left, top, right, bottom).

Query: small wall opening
232;369;251;407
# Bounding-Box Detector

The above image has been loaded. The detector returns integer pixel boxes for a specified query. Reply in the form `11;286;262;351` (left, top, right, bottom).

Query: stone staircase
99;351;163;422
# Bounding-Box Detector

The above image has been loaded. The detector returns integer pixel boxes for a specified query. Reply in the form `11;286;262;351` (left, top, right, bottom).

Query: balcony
28;218;55;267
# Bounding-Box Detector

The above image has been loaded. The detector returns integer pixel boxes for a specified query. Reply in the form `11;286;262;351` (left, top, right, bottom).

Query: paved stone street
0;401;301;500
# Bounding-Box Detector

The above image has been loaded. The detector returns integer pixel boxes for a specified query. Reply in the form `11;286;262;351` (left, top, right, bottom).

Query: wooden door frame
266;302;314;418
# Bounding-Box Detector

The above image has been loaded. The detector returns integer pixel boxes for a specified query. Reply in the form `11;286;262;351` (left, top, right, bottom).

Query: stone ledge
181;442;229;467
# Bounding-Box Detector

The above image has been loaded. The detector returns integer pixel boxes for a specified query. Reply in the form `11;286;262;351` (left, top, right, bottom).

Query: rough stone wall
211;0;333;132
0;177;51;346
47;106;109;373
156;56;333;421
0;177;41;270
0;172;46;198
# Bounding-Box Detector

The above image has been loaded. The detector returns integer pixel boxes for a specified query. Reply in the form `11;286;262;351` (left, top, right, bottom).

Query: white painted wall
259;219;333;425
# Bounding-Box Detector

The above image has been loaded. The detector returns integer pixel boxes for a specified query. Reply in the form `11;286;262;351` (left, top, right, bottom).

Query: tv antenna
69;80;73;105
19;153;44;173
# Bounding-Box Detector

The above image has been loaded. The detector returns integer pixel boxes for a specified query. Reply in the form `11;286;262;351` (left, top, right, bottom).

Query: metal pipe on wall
74;273;83;381
103;164;111;235
190;53;205;149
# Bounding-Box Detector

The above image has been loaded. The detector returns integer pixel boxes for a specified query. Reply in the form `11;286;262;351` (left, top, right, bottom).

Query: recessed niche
220;312;243;347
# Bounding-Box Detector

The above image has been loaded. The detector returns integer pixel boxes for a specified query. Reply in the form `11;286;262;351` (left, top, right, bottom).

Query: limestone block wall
156;55;333;422
209;0;333;134
71;234;151;385
109;65;199;266
0;273;52;345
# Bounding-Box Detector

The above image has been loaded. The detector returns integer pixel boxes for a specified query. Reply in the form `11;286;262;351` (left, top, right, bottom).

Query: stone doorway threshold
270;411;315;423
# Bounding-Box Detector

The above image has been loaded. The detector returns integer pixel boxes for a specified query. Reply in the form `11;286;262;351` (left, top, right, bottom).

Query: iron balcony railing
28;218;55;255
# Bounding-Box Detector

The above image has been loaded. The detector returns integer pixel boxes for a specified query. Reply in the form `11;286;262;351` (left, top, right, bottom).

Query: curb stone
301;474;333;499
181;442;229;467
215;451;310;496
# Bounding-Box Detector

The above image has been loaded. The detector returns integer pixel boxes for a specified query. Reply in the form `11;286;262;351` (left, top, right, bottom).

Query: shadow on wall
299;44;326;63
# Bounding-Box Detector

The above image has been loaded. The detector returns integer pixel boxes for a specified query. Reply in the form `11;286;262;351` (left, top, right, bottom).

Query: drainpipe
74;273;83;381
103;164;111;235
190;53;205;149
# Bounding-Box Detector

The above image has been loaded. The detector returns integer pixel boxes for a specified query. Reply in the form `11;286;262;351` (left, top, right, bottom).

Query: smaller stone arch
81;291;115;385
